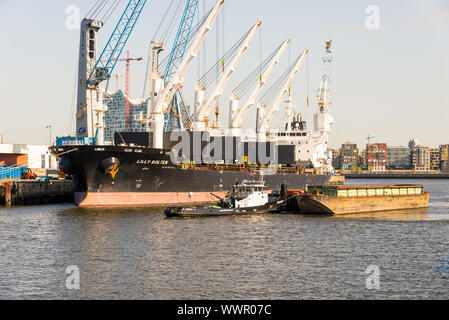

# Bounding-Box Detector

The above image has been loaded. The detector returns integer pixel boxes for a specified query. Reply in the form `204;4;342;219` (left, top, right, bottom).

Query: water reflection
331;208;430;221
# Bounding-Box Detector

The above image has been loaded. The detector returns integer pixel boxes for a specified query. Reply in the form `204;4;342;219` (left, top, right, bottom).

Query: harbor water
1;179;449;299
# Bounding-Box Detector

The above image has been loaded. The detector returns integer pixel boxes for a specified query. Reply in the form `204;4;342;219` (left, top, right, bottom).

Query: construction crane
367;135;376;144
112;51;143;132
229;36;291;135
76;0;147;140
256;48;309;140
164;0;199;131
191;19;263;131
150;0;224;149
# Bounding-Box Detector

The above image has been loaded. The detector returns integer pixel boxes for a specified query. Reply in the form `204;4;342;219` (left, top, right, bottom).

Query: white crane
191;19;263;131
149;0;224;149
256;48;308;141
229;36;291;136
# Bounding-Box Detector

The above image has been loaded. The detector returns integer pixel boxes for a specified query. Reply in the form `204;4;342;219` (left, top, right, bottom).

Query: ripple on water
0;179;449;299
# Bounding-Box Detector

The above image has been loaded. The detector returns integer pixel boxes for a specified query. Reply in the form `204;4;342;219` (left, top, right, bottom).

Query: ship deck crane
150;0;225;149
229;36;291;135
317;40;333;113
191;19;262;131
256;48;309;140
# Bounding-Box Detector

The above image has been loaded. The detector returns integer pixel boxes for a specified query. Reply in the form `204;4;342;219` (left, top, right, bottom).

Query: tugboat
164;180;288;218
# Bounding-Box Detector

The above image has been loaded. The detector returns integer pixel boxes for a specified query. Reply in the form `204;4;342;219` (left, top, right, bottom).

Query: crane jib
87;0;147;85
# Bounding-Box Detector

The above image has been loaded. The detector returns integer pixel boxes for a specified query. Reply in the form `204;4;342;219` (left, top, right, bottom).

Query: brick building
366;143;387;172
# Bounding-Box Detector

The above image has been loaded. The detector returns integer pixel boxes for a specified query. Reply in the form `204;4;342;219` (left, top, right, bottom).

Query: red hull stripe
75;191;231;207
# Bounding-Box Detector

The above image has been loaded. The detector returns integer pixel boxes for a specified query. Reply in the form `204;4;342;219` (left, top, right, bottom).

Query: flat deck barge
287;185;430;215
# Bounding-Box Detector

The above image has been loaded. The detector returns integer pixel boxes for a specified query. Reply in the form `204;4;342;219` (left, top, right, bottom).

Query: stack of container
0;165;26;180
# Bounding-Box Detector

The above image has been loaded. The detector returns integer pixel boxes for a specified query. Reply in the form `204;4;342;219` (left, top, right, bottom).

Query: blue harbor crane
164;0;199;131
75;0;147;141
88;0;147;86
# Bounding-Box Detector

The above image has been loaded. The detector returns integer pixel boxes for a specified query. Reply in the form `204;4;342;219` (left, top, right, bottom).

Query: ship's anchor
100;157;120;179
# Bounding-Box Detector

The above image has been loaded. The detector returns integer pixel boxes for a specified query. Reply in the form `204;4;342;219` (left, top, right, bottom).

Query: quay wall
0;180;75;206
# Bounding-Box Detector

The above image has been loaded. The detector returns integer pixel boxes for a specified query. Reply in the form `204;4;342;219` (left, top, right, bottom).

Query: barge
286;185;430;215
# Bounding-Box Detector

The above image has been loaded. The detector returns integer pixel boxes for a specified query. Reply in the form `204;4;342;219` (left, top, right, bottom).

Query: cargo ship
51;2;338;207
50;141;332;207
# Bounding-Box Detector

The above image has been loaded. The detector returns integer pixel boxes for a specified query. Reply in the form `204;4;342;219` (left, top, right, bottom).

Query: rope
85;0;102;18
159;0;184;45
260;55;301;106
232;43;282;98
103;0;122;24
197;26;251;88
91;0;109;21
158;10;210;73
306;53;309;107
152;0;177;41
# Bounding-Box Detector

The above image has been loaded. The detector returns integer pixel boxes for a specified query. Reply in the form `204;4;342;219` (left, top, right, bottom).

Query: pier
0;180;75;206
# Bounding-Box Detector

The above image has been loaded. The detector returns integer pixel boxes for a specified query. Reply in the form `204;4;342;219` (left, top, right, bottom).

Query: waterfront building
430;148;440;170
387;146;411;169
440;144;449;172
360;149;367;168
339;143;359;170
104;90;148;143
366;143;387;172
328;148;341;169
0;144;57;169
411;146;431;171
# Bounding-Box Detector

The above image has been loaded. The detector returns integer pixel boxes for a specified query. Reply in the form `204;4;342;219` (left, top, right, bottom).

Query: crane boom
151;0;224;150
192;19;262;131
257;48;309;134
87;0;147;86
164;0;200;131
164;0;199;84
152;0;224;115
230;36;291;129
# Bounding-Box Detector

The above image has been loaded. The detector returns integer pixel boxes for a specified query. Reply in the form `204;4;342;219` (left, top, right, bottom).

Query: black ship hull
50;145;331;207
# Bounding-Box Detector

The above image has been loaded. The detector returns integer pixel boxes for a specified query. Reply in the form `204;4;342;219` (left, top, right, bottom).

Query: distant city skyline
1;0;448;148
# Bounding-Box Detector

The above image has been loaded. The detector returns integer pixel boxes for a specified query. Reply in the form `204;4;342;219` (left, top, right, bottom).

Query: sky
0;0;448;149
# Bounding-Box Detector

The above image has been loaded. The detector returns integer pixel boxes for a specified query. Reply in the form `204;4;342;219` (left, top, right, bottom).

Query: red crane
109;51;143;132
